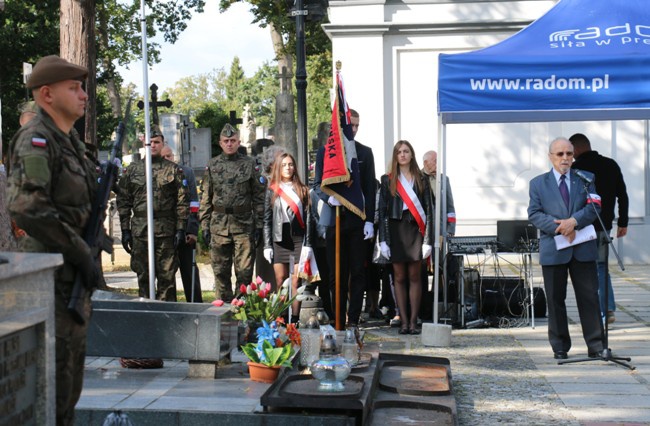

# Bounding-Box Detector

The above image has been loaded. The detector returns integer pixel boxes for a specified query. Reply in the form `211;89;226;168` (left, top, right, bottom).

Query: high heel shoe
398;327;410;335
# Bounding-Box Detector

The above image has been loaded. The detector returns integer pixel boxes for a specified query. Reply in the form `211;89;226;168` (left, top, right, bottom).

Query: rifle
68;99;132;325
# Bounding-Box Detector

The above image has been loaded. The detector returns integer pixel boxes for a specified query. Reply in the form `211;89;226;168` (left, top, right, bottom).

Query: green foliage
0;1;59;144
193;103;229;157
241;338;294;367
306;50;332;150
225;57;246;105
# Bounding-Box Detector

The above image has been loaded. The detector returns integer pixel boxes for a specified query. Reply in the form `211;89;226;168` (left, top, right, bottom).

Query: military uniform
199;151;265;300
117;156;189;300
9;100;100;426
7;55;96;426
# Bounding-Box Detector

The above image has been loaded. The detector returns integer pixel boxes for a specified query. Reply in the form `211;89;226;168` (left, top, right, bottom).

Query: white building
324;0;649;264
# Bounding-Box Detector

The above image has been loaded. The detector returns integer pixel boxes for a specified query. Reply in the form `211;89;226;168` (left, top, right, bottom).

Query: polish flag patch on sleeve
447;212;457;223
190;201;200;213
587;193;602;207
31;137;47;148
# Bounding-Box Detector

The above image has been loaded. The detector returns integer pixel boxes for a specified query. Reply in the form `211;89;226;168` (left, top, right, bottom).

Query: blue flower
255;320;281;361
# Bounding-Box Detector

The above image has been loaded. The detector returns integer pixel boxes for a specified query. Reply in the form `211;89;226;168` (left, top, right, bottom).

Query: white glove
328;196;342;207
380;241;391;259
263;248;273;264
363;222;374;240
299;246;313;263
422;244;432;260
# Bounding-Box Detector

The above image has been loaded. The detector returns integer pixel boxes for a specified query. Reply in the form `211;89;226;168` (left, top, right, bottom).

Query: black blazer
378;173;433;246
263;187;312;249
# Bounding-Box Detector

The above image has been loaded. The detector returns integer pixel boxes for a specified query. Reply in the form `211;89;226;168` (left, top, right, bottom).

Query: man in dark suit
313;109;376;327
528;137;604;360
570;133;629;324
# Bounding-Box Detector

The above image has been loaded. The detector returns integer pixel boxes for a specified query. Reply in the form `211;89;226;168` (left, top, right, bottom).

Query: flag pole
139;0;155;300
335;205;341;330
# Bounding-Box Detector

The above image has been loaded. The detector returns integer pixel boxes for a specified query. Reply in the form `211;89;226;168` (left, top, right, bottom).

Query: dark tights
392;260;422;330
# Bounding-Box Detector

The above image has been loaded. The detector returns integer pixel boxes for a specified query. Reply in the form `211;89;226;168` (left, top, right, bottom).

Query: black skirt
388;210;423;263
273;223;304;264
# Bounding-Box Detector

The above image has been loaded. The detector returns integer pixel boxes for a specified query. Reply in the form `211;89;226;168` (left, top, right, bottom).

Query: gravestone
275;66;297;158
0;252;61;425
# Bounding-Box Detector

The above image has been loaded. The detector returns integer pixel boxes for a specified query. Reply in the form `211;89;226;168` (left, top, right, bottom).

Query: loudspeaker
479;276;546;318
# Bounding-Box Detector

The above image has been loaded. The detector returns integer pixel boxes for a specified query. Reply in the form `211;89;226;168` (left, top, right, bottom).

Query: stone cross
137;84;173;125
277;66;293;94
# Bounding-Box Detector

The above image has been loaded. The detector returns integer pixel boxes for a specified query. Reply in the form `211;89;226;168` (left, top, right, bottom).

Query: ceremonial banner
320;72;366;220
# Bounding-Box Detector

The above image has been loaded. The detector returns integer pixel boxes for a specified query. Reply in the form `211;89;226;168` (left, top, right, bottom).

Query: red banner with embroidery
396;174;426;236
270;183;305;229
320;71;366;220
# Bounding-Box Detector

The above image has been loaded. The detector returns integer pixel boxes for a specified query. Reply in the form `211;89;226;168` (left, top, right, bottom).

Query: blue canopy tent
433;0;650;325
439;0;650;124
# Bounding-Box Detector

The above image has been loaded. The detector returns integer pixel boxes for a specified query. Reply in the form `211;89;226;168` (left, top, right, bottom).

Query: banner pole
335;206;341;330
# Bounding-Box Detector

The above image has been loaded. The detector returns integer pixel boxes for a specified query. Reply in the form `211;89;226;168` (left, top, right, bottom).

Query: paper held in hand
554;224;597;250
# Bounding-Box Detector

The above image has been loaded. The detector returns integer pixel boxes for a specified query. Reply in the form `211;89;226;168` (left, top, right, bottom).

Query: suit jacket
312;141;376;228
423;171;456;235
528;169;600;266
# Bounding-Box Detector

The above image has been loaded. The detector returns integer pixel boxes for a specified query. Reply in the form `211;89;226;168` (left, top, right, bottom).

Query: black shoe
410;328;421;335
554;351;568;360
588;351;601;359
398;327;410;335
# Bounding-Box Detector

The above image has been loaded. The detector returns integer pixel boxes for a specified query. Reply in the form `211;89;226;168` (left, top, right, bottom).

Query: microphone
574;170;593;184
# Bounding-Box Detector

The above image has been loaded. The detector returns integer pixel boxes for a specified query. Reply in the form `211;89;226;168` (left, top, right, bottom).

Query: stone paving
81;260;650;425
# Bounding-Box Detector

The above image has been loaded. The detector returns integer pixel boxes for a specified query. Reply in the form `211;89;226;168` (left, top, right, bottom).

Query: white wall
325;0;650;264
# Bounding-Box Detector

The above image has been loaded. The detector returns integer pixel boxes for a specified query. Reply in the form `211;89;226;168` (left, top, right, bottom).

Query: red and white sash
396;174;426;236
270;183;305;229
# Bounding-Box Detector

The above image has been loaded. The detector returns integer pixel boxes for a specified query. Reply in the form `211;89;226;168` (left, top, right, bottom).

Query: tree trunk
60;0;97;148
269;23;293;94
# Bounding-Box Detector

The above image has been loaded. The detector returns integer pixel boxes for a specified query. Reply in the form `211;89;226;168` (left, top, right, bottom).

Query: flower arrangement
213;276;295;324
241;319;300;367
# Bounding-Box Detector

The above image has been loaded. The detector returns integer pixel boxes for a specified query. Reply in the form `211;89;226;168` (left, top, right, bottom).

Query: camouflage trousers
55;284;91;426
131;237;178;301
210;232;255;301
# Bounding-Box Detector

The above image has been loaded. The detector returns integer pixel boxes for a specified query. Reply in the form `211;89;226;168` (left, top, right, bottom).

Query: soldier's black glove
174;230;185;249
77;254;99;290
202;229;211;247
121;229;133;254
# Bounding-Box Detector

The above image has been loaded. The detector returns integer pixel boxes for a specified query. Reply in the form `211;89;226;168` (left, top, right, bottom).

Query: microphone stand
558;175;634;370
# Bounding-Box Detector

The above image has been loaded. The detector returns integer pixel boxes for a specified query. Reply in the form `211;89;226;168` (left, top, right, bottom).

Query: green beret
27;55;88;89
150;125;164;139
220;123;239;138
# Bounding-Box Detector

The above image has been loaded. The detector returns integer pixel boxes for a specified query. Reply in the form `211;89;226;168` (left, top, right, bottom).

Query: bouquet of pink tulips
214;276;295;324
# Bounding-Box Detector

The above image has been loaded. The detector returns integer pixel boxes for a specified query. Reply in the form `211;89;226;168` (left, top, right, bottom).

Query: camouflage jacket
199;152;265;235
7;109;98;281
117;155;189;238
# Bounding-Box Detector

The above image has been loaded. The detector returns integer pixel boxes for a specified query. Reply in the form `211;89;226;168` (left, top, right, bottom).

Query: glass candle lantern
310;332;351;392
300;315;321;368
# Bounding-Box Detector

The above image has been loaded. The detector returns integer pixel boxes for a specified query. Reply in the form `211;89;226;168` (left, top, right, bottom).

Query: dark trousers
542;258;604;354
326;222;366;326
314;244;333;320
178;241;203;303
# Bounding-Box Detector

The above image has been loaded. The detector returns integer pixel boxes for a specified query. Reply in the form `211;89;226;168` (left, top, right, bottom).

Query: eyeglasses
551;151;574;158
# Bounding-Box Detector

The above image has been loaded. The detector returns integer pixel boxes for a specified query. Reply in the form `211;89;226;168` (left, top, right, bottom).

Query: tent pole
433;120;445;324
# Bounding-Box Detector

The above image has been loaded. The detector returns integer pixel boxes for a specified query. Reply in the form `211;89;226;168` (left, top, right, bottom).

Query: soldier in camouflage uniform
199;124;266;301
117;126;189;301
7;55;99;426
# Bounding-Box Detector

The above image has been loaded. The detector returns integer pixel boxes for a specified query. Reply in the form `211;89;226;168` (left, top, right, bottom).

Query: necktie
559;174;570;208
